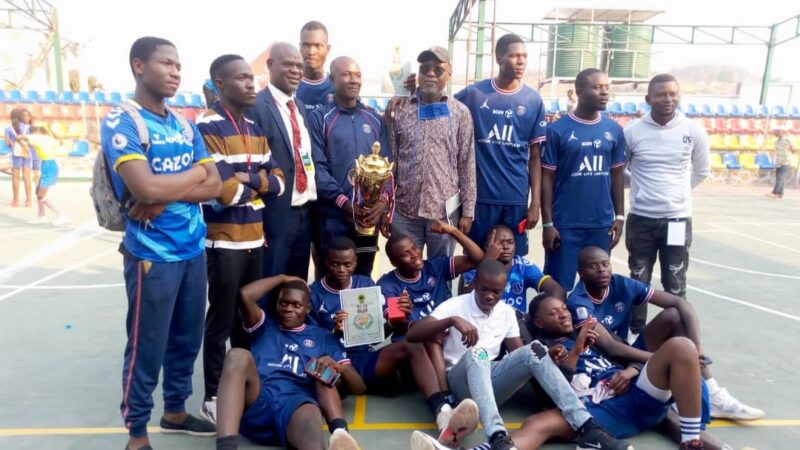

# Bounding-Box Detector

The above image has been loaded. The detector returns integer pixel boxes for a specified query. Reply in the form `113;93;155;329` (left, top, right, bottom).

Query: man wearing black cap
387;46;476;258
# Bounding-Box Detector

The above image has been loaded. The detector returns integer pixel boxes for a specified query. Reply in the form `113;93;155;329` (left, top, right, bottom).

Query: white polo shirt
430;292;520;370
624;111;710;218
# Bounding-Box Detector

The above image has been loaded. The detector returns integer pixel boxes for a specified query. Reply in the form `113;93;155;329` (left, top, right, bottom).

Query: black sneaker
576;419;633;450
489;432;519;450
160;414;216;436
678;439;704;450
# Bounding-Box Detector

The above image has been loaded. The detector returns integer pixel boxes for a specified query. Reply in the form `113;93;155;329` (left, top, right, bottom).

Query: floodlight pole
51;7;64;93
759;24;777;106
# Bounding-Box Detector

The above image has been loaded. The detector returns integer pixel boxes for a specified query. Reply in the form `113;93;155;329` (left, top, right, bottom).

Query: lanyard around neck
220;105;253;170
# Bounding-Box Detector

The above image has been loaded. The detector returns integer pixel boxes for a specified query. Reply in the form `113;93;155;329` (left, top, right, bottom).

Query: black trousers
263;205;312;280
203;246;263;399
625;213;692;335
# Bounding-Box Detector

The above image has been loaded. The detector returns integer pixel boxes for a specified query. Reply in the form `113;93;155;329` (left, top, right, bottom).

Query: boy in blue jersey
462;224;566;314
298;21;335;112
101;37;222;450
541;68;626;290
521;295;708;450
454;34;547;256
309;56;391;277
311;236;480;447
568;246;764;421
214;275;364;450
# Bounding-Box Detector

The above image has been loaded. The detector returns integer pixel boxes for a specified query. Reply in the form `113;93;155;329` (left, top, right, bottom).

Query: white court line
0;221;107;285
609;256;800;323
0;283;124;290
696;207;800;240
690;258;800;280
0;229;59;239
706;223;800;256
0;247;118;303
702;221;800;226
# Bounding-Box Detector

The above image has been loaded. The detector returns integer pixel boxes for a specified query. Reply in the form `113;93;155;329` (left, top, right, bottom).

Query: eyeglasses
419;64;448;78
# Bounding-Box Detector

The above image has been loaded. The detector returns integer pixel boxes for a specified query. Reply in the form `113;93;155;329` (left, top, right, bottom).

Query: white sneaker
199;397;217;425
410;430;452;450
52;215;71;226
28;216;49;225
328;428;359;450
710;388;765;420
437;399;479;446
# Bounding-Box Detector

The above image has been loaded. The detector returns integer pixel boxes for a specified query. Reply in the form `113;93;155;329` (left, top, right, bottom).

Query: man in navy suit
248;42;317;280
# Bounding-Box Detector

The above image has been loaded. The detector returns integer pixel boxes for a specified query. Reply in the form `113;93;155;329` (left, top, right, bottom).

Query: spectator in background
767;127;795;199
203;78;219;109
387;46;476;258
623;74;709;336
566;89;576;113
4;108;33;207
21;109;41;187
25;119;69;225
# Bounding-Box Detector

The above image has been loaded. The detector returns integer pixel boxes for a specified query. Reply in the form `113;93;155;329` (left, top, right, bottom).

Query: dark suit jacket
247;87;311;241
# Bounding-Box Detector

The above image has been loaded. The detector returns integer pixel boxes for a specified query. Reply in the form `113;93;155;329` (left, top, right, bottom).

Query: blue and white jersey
309;275;377;354
542;112;625;229
567;274;654;341
455;79;547;205
100;101;213;262
561;336;621;387
297;74;335;112
246;314;349;395
462;256;550;313
377;256;456;322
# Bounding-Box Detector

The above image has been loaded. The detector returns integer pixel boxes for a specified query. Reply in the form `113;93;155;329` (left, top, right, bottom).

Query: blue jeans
773;165;789;196
391;212;455;258
446;342;591;439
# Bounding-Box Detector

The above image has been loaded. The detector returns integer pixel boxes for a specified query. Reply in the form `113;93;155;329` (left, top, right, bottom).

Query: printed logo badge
614;302;625;312
539;120;547;128
603;315;614;325
511;282;523;295
427;277;436;287
303;339;315;348
480;99;490;110
362;123;372;134
111;133;128;150
576;307;589;320
604;131;613;141
516;105;526;116
568;131;578;142
593;139;602;149
326;93;335;104
288;344;299;351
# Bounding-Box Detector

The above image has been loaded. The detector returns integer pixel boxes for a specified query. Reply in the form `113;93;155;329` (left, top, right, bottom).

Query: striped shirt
197;103;285;249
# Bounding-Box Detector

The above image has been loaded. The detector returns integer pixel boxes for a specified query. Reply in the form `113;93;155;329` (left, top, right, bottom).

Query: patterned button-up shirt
774;136;795;166
388;95;476;220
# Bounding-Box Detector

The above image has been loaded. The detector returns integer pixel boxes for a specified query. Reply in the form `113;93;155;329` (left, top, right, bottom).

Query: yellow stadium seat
740;134;759;151
708;134;725;150
66;122;86;138
710;152;728;183
723;135;741;150
49;121;68;139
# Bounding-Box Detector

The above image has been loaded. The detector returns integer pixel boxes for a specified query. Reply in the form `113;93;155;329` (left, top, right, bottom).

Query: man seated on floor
462;224;566;313
407;259;630;450
512;294;710;450
310;236;480;447
567;246;764;421
213;275;364;450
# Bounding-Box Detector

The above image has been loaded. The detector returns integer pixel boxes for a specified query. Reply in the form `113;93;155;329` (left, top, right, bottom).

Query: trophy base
355;224;377;236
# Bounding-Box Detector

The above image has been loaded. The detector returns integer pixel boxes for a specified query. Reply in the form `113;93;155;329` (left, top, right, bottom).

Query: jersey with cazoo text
100;102;212;262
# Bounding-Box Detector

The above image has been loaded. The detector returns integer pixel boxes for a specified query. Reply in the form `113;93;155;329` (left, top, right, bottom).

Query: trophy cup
348;142;394;236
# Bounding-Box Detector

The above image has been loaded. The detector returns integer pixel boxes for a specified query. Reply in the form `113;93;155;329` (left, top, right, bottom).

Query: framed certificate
341;286;385;348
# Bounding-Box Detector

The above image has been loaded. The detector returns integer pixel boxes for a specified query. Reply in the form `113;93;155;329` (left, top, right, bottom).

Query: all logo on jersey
578;154;604;172
111;133;128;150
362;124;372;134
516;105;526;116
487;124;514;143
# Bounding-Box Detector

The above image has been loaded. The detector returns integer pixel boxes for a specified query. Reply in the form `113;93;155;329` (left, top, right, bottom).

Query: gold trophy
348;142;394;236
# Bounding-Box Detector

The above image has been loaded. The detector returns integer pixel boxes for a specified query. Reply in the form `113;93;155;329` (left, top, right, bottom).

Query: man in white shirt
249;42;317;280
407;260;629;450
624;73;709;336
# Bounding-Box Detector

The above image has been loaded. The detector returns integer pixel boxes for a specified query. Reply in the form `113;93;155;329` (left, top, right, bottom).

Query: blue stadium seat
77;91;91;103
93;91;107;103
58;91;76;103
125;92;135;99
771;105;787;117
68;139;90;157
622;102;637;115
170;94;186;106
685;104;698;116
547;100;560;114
757;105;769;116
729;104;742;117
0;90;6;102
190;93;203;107
701;104;713;116
755;153;775;170
722;152;742;169
43;90;58;103
638;102;650;113
607;101;622;115
743;104;756;117
25;90;40;102
715;104;728;116
791;106;800;118
0;140;10;156
8;90;22;102
109;92;123;104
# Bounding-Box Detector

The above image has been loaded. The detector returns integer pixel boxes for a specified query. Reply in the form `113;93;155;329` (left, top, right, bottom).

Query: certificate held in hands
341;286;385;348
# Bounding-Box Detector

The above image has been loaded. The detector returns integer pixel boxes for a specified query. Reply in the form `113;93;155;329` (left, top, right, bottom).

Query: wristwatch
615;215;625;221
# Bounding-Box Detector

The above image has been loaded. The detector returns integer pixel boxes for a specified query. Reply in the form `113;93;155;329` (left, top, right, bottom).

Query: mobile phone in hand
304;358;341;387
